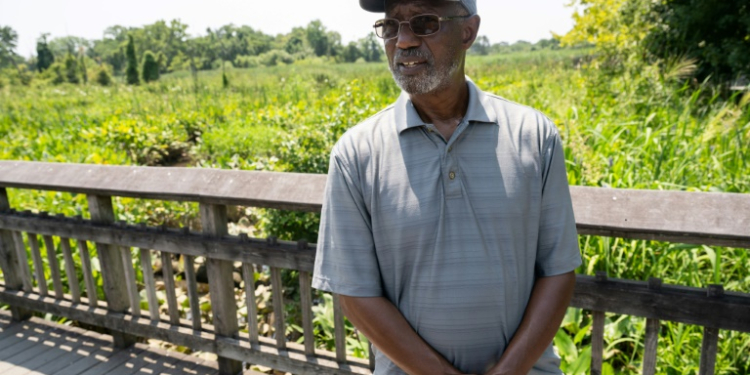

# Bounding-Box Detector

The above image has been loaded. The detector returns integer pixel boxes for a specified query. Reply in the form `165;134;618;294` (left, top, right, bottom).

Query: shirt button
448;146;453;152
449;171;456;180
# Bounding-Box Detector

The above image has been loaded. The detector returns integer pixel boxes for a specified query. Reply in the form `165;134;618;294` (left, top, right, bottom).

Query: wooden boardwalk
0;310;222;375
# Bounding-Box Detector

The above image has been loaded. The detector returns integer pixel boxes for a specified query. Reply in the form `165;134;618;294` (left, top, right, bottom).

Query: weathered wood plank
271;267;287;350
120;247;141;317
642;318;659;375
88;194;136;348
77;239;99;307
0;287;372;375
0;213;317;272
299;270;315;356
571;186;750;247
0;161;327;212
27;233;48;296
242;262;259;345
200;203;242;375
590;310;605;375
42;235;65;299
2;162;750;248
571;276;750;333
333;293;347;364
10;231;32;292
184;254;202;330
0;190;32;322
161;250;180;325
139;248;160;320
60;237;81;303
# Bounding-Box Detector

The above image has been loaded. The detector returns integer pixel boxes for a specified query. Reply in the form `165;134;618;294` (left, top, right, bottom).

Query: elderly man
312;0;582;374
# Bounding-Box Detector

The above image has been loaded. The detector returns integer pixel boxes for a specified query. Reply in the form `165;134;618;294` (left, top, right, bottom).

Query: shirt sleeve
535;124;582;277
312;146;383;297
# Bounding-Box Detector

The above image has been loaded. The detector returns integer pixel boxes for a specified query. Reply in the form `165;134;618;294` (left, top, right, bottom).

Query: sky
0;0;578;58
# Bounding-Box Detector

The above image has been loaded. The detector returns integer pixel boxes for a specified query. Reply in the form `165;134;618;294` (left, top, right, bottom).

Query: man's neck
409;75;469;141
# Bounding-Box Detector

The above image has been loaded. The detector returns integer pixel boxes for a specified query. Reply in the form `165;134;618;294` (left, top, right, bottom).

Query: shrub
125;35;139;85
141;50;160;83
94;65;113;86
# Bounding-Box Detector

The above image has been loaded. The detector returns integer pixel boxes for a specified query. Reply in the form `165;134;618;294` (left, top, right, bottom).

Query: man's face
383;0;468;95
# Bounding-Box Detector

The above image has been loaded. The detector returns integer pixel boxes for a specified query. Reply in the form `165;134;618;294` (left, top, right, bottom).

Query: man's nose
395;22;421;50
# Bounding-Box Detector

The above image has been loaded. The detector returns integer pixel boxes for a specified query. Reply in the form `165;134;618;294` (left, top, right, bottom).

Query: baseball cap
359;0;477;15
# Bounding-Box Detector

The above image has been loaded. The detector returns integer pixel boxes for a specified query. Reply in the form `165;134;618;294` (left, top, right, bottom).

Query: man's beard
389;48;461;95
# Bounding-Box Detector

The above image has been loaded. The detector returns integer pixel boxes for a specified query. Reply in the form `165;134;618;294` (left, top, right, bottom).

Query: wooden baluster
0;188;32;320
333;293;347;363
59;237;81;303
242;262;259;346
699;285;723;375
184;255;202;330
271;266;287;350
87;194;136;348
139;249;160;320
42;235;64;299
642;278;661;375
27;233;48;296
121;247;141;317
591;271;607;375
299;270;315;356
369;342;376;371
77;239;98;307
161;251;180;325
200;203;242;375
11;231;32;292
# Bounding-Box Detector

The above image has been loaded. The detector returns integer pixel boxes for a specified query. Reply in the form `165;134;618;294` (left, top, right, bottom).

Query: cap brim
360;0;385;12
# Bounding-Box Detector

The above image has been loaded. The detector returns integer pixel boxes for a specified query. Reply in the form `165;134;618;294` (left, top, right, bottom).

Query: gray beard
389;49;461;95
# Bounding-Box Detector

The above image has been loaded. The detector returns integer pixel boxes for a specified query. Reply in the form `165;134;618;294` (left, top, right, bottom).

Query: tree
0;25;28;83
63;53;80;84
94;64;113;86
125;34;139;85
358;32;383;62
36;34;55;72
342;42;362;63
470;35;490;55
141;50;160;82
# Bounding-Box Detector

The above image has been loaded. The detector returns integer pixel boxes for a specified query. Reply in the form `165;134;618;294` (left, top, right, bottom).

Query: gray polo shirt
312;80;582;375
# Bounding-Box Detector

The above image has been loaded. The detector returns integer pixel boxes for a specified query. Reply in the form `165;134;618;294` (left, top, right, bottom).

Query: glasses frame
373;13;471;40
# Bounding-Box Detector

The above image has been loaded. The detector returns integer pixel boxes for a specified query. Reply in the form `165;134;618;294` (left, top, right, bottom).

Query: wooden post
591;271;607;375
200;203;242;375
333;293;347;363
87;194;136;348
642;278;662;375
699;285;723;375
0;188;32;321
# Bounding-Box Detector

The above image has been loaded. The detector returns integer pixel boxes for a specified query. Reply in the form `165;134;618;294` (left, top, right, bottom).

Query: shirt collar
394;78;499;134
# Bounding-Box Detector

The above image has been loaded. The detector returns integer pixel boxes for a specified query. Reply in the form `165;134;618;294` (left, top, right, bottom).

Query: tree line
0;19;386;86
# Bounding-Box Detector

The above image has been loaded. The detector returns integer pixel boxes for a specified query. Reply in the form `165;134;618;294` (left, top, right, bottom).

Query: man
312;0;582;374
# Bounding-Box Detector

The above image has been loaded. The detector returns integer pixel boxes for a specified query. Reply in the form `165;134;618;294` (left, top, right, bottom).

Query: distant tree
141;50;160;82
125;35;139;85
222;71;229;88
470;35;490;55
358;32;383;62
94;65;113;86
63;53;80;84
36;34;55;72
0;26;28;83
342;42;362;63
79;47;88;84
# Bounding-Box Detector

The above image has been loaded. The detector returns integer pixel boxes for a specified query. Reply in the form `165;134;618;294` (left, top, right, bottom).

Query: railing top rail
1;160;749;247
0;160;327;212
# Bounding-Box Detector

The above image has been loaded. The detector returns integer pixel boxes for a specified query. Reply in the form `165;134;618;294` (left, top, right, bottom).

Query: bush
259;50;295;67
234;55;261;68
63;54;80;84
125;35;139;85
141;50;160;83
94;65;113;86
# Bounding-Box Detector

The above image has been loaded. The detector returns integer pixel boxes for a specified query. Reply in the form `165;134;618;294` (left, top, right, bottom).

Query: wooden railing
0;160;748;375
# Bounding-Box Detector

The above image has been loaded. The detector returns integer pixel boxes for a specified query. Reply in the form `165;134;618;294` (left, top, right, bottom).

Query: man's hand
484;271;577;375
339;295;471;375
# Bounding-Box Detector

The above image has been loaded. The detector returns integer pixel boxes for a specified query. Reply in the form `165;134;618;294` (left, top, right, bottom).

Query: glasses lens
374;19;400;39
410;15;440;36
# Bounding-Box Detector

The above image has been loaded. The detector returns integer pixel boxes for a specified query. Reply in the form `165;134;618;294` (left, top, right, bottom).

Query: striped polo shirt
312;79;582;375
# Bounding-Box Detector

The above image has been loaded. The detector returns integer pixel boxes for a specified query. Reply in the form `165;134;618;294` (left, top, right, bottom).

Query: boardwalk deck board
0;311;220;375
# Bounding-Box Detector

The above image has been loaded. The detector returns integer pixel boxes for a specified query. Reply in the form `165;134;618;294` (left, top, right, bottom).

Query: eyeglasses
373;14;470;40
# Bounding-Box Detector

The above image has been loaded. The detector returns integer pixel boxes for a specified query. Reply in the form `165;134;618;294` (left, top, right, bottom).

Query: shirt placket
425;121;469;199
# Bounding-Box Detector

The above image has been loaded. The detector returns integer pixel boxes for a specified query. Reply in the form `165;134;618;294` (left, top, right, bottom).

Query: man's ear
462;15;481;50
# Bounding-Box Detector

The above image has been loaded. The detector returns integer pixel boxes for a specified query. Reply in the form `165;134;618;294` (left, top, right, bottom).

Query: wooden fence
0;160;748;375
